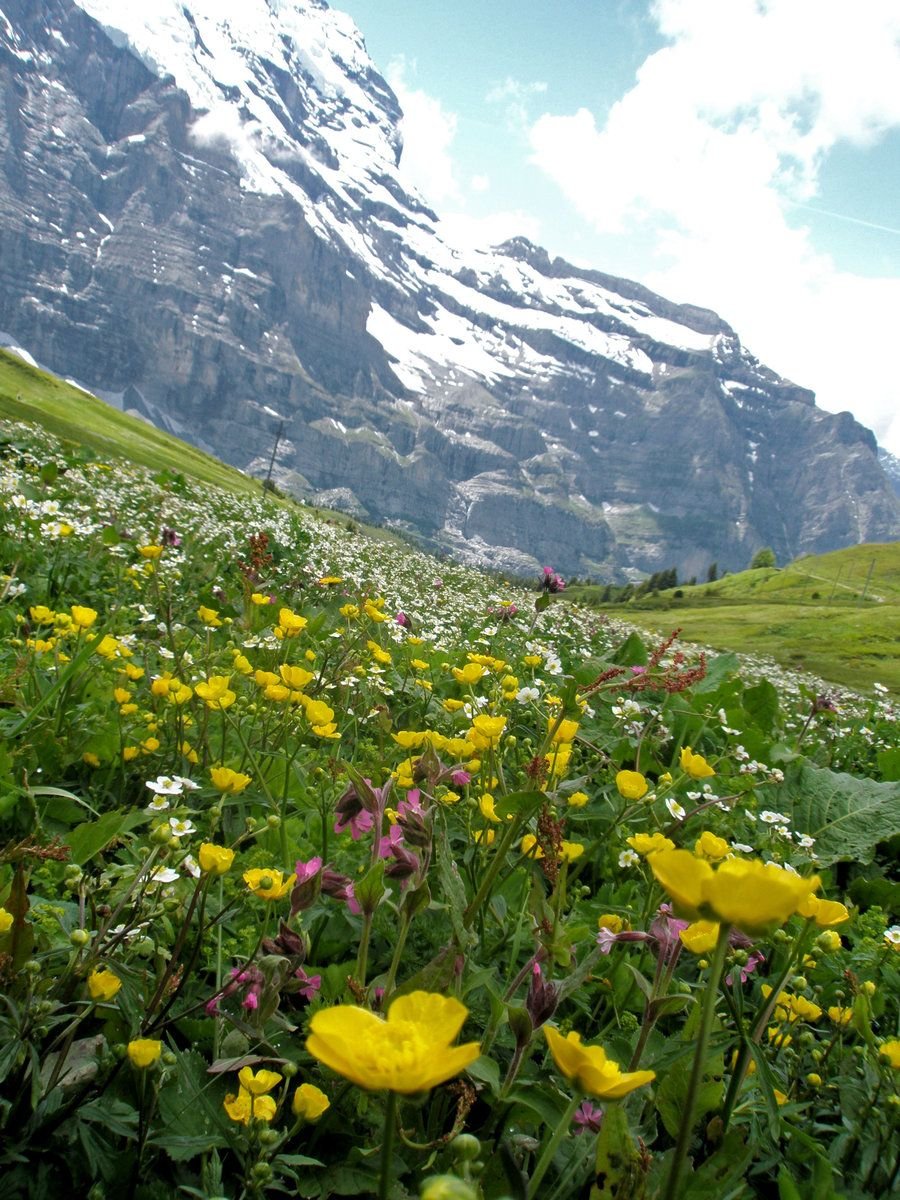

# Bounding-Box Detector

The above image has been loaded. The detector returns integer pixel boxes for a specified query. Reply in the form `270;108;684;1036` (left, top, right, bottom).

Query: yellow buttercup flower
306;991;480;1094
626;832;676;857
280;663;314;690
210;766;252;794
138;545;163;559
468;714;507;750
479;794;501;824
243;869;295;901
0;907;14;934
197;605;222;627
598;913;624;934
521;834;544;859
550;717;579;744
616;770;649;801
827;1006;852;1026
680;747;715;779
452;662;486;685
560;841;585;863
543;1026;655;1099
796;894;850;927
694;831;730;861
198;843;235;875
568;790;589;808
292;1083;330;1121
195;676;236;710
679;920;721;955
224;1087;277;1124
127;1039;162;1068
278;607;308;637
879;1040;900;1069
238;1066;282;1095
87;968;122;1002
70;605;98;630
650;850;819;936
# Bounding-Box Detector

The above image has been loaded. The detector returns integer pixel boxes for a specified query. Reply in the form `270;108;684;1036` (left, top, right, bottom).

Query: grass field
568;544;900;693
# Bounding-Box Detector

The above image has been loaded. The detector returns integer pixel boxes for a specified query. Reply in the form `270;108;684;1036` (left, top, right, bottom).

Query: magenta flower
573;1100;604;1134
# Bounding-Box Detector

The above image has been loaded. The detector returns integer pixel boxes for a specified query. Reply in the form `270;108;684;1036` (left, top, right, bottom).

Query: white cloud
485;77;548;133
528;0;900;453
386;57;462;205
470;173;491;193
441;208;543;252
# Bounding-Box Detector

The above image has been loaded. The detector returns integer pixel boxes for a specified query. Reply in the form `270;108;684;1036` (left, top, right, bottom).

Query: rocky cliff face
1;0;897;579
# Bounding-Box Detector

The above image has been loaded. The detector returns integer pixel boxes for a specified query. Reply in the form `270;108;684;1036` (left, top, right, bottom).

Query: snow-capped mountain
1;0;897;577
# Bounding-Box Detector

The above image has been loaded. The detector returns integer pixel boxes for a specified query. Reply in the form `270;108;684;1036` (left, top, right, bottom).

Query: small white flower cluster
144;774;199;811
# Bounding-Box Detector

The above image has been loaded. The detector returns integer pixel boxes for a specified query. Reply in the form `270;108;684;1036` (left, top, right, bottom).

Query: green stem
382;910;412;1000
528;1090;582;1197
662;924;730;1200
721;920;813;1132
355;911;374;989
379;1091;399;1200
462;811;528;930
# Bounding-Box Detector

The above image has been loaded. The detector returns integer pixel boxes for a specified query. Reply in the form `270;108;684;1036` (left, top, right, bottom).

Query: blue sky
336;0;900;456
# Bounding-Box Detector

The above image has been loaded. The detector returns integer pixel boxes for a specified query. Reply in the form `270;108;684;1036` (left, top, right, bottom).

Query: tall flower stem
528;1090;582;1198
379;1091;399;1200
720;919;813;1131
662;923;730;1200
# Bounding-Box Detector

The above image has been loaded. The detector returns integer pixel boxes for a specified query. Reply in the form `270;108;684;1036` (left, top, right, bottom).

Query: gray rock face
1;0;897;579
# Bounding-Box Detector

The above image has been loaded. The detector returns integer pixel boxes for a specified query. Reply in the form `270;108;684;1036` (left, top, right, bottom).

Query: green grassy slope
568;545;900;693
0;348;258;494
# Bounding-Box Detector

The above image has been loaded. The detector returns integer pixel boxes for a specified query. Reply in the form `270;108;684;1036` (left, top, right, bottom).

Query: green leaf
742;679;780;734
657;1047;724;1140
66;809;141;864
612;631;648;666
493;789;547;819
771;761;900;866
876;746;900;782
466;1055;501;1095
590;1102;647;1199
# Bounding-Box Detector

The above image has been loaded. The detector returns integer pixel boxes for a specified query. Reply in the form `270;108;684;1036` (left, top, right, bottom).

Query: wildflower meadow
0;418;898;1199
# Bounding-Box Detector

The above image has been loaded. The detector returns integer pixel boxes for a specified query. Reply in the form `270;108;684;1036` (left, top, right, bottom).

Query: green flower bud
69;929;90;948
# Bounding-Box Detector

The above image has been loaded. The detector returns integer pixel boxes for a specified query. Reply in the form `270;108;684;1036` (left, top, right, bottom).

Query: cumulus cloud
528;0;900;452
387;57;463;205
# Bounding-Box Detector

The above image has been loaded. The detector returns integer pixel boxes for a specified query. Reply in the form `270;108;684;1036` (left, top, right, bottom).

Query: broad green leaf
66;809;146;864
771;761;900;866
742;679;780;734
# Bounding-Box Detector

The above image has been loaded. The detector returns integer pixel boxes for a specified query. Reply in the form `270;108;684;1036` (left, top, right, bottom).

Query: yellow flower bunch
306;991;480;1094
650;849;820;936
194;675;235;710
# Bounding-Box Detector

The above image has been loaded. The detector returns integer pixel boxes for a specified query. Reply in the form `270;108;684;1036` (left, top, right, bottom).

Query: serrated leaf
771;762;900;866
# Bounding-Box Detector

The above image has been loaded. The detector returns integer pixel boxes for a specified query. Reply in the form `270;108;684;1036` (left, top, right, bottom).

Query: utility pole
264;420;284;490
858;558;876;606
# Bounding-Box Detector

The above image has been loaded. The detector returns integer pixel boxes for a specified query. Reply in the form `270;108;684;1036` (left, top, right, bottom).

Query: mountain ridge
1;0;897;580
